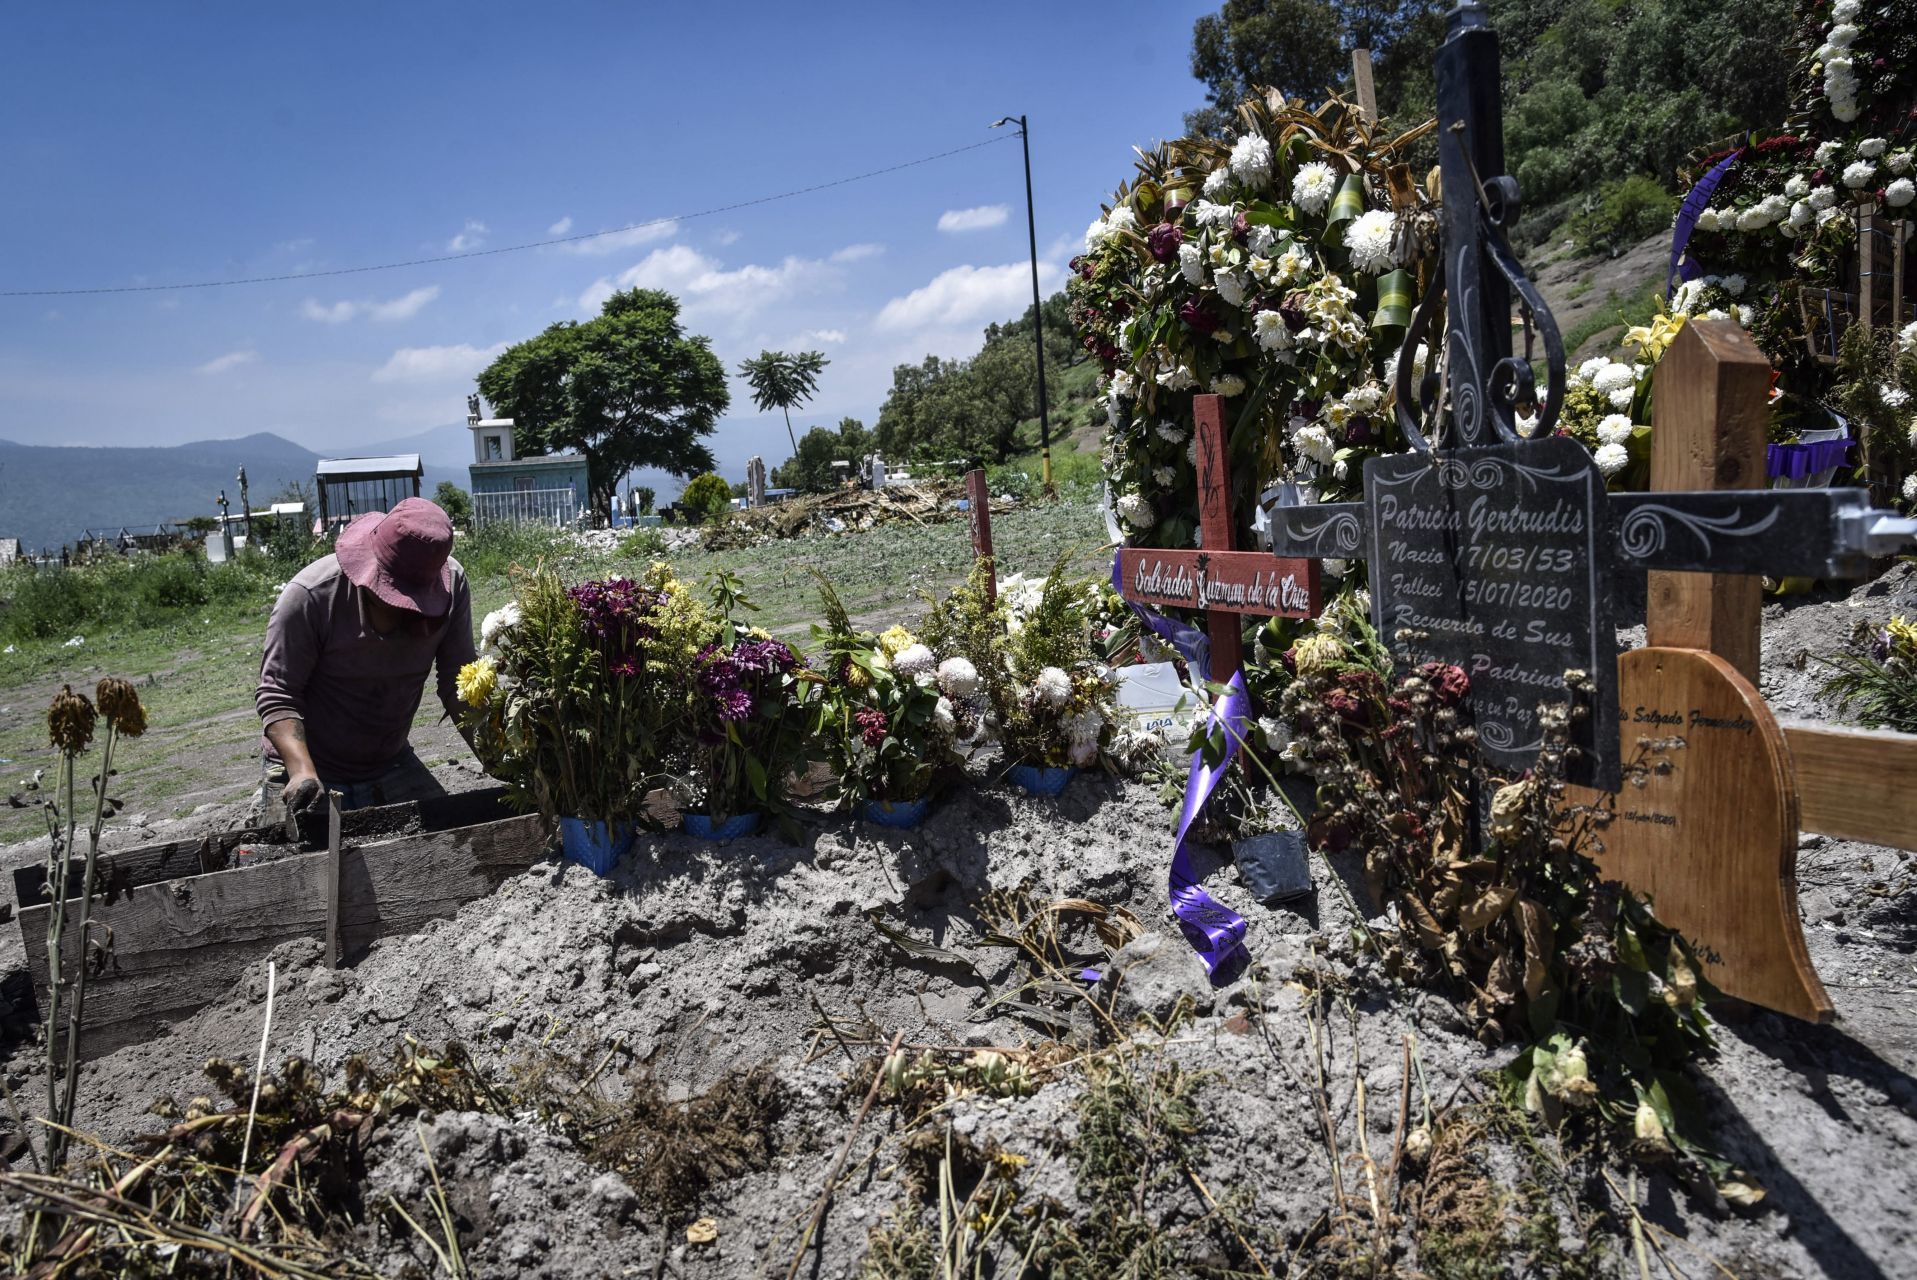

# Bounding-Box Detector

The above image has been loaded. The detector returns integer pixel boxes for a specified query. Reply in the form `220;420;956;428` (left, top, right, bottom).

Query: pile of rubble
701;481;1016;550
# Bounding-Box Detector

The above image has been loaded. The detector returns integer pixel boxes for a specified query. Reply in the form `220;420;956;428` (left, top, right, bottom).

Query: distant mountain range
0;432;467;555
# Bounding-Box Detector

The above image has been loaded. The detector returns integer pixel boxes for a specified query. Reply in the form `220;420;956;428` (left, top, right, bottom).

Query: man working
257;496;476;814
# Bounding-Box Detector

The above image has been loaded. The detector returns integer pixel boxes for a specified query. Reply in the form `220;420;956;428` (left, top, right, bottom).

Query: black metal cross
1265;0;1916;789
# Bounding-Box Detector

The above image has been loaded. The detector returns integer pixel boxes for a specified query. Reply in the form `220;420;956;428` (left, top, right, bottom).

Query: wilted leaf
866;912;977;974
1460;884;1518;933
1517;898;1553;1002
1718;1174;1766;1208
1400;891;1449;950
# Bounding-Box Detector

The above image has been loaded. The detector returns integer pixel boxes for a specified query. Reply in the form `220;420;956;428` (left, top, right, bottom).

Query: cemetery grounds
0;502;1910;1277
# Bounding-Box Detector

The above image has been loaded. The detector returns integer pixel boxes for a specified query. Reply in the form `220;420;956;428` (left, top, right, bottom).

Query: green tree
634;485;656;516
679;472;734;523
1188;0;1348;135
737;350;829;458
476;289;728;514
774;417;871;492
433;480;474;527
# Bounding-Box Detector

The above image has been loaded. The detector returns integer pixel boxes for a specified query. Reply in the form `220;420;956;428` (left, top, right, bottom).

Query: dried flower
1489;779;1534;844
1291;633;1345;675
47;685;96;754
95;677;147;737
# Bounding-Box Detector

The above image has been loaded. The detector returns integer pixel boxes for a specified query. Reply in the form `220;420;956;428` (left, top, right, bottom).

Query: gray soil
0;569;1913;1278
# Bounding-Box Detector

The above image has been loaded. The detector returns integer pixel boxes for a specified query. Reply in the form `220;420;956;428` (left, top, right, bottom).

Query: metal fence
473;488;580;527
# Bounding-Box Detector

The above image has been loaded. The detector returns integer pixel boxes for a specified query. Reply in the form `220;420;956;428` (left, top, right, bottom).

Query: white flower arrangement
1809;185;1839;210
1034;667;1072;707
937;657;980;698
1815;141;1844;166
1786;173;1812;198
1844;160;1876;189
1889;178;1915;208
1860;137;1889;158
1291;161;1338;214
1344;209;1397;273
1594;442;1630;476
1596;414;1635;447
1230;133;1273;189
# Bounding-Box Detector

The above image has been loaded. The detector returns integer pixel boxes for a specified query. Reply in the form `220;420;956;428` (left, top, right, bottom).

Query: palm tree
737;350;829;456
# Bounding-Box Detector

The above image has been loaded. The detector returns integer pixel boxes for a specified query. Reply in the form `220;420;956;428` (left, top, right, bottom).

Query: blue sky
1;1;1214;494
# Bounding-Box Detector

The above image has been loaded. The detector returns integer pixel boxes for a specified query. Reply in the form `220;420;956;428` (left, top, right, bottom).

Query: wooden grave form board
16;787;550;1056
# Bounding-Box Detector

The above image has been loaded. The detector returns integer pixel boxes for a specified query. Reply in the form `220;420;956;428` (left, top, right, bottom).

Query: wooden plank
1115;547;1317;617
1350;47;1379;122
1586;648;1832;1023
20;812;548;1056
324;791;342;969
1193;395;1245;681
965;468;995;604
1644;320;1772;684
13;786;513;909
1781;720;1917;850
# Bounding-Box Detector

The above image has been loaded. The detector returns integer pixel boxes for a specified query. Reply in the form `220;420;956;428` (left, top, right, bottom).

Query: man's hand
283;771;325;815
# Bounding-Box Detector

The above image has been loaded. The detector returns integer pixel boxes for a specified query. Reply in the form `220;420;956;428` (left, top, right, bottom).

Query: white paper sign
1113;662;1189;736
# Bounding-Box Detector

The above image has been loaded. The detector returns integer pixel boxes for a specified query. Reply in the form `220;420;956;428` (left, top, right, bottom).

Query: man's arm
258;582;326;812
435;569;480;750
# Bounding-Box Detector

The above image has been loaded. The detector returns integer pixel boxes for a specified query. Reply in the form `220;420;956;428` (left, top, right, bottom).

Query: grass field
0;496;1110;844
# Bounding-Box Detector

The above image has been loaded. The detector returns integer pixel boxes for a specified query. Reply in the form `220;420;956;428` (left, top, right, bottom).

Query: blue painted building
467;416;589;525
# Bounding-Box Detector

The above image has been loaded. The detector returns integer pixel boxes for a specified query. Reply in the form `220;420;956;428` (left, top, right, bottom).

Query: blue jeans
262;747;446;814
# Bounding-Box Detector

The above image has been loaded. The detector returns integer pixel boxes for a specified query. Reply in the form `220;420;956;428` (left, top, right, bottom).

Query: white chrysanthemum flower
1253;308;1293;352
1576;356;1609;381
1844;160;1876;189
1828;22;1860;46
1187;437;1199;464
1816;141;1843;166
1293;424;1337;465
1608;387;1635;410
1788;199;1814;229
1230;132;1273;188
1597;414;1634;447
1322;558;1350;577
1214;268;1248;307
1152;465;1176;486
479;601;522;651
1721;273;1747;296
1345;382;1384;413
1785;174;1811;198
1695;208;1720;232
1905;473;1917;502
1344;209;1397;274
1107;207;1138;237
1888;178;1916;208
1292;161;1338;214
1669;280;1705;316
1211;373;1247;397
1891;151;1914;176
1901;319;1917;353
1385;341;1430;388
1116;492;1156;529
1833;99;1861;124
1833;0;1860;19
1191;199;1235;228
1860;137;1888;159
1034;666;1072;707
1178;240;1205;286
1083;215;1109;251
1109;369;1135;398
1594;442;1630;476
1156;420;1185;444
932;696;957;735
894;643;936;677
937;656;980;698
1203;165;1231;198
1883;385;1912;409
1590;362;1636;394
1247;224;1276;255
1809;185;1839;210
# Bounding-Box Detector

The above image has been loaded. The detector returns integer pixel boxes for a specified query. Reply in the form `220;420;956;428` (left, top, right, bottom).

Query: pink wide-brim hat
335;497;454;617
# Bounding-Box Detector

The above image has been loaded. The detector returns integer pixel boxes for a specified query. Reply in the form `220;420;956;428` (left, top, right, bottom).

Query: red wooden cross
1115;394;1323;680
965;467;996;605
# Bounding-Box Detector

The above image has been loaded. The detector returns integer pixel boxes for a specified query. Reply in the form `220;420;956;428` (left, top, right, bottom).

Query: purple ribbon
1111;551;1213;681
1766;438;1852;481
1668;149;1743;297
1169;671;1253;976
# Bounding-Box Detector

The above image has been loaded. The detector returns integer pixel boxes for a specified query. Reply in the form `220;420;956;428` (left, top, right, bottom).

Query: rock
1097;932;1214;1027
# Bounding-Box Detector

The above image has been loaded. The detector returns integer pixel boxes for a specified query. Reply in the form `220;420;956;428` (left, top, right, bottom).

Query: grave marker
964;467;995;604
1116;396;1322;682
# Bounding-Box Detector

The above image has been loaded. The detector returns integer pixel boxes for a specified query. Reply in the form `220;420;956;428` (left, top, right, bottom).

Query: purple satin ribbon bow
1169;671;1253;977
1668;149;1743;297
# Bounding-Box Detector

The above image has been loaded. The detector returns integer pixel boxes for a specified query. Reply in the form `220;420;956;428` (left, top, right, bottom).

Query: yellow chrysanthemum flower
1888;615;1917;658
456;657;498;708
878;625;917;658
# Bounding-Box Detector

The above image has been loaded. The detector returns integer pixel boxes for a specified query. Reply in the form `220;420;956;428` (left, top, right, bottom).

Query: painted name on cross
1118;548;1317;618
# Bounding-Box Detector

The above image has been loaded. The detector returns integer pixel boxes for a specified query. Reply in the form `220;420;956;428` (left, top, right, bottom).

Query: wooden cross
1115;395;1323;681
964;467;996;605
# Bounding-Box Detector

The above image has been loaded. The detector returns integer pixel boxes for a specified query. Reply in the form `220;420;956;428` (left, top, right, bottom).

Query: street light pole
994;114;1052;494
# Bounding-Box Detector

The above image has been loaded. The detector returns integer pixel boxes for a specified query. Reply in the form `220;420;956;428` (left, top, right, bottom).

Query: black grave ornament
1265;0;1916;788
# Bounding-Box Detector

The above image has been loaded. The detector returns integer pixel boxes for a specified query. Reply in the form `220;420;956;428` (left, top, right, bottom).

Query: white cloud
371;341;509;384
447;220;488;252
301;285;440;325
196;349;259;375
548;216;573;235
579;245;839;327
713;228;741;246
876;261;1062;330
938;204;1010;233
830;243;884;263
798;329;848;345
553;220;677;256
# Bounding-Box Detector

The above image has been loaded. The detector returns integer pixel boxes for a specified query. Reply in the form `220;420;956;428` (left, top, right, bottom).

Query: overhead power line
1;134;1016;299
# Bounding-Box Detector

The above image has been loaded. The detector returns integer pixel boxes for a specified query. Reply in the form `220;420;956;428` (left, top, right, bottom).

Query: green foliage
1819;618;1917;734
875;297;1073;467
433;481;474;527
457;521;568;583
178;516;218;536
633;485;656;516
477;288;729;513
618;527;667;558
0;552;283;643
1187;0;1347;135
774;417;871;492
1567;175;1678;255
679;472;734;523
737;349;829;456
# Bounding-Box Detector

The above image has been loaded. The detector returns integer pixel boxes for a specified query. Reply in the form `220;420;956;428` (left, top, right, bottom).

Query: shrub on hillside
679;473;734;524
1568;175;1679;256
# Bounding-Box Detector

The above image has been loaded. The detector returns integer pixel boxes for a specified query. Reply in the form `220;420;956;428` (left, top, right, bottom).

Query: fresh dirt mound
1;568;1914;1277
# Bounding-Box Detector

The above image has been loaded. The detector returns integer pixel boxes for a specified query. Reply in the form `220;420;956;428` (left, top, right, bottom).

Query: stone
1098;932;1215;1027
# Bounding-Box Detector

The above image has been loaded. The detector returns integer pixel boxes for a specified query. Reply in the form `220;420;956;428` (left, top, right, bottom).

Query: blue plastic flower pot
1008;764;1076;797
560;816;634;877
864;796;932;829
684;811;762;840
